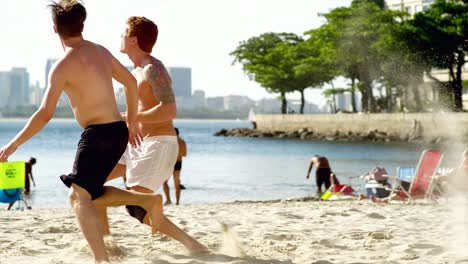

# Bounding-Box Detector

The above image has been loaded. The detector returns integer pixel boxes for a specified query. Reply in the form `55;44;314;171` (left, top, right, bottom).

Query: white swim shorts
119;136;178;192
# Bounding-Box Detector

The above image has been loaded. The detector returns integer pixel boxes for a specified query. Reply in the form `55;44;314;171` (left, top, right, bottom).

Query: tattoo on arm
147;63;175;104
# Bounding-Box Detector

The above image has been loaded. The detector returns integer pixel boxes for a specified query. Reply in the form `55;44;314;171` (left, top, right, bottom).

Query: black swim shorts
316;167;332;190
60;121;128;200
174;160;182;171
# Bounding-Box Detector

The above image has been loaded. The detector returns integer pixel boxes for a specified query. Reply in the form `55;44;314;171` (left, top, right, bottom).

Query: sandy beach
1;198;467;264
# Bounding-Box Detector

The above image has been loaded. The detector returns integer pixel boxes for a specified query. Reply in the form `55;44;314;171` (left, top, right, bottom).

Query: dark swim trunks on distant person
60;121;128;200
316;167;332;189
174;160;182;171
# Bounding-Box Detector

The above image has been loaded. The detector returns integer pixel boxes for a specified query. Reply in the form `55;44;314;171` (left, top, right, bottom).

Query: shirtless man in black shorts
0;1;164;262
306;155;333;194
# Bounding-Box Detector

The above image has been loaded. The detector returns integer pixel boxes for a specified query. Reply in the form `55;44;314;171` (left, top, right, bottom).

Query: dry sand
1;199;467;264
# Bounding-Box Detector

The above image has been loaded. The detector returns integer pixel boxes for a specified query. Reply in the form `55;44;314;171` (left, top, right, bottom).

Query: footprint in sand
276;212;305;219
409;243;442;249
366;212;386;219
407;243;445;256
311;260;335;264
43;239;69;249
368;231;392;240
39;225;77;234
264;233;297;241
340;231;367;240
321;211;350;217
316;239;349;250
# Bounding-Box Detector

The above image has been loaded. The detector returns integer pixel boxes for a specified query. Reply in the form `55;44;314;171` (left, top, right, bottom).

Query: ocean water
0;119;459;208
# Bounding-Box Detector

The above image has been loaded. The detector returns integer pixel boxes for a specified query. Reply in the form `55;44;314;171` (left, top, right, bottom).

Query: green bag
0;161;26;189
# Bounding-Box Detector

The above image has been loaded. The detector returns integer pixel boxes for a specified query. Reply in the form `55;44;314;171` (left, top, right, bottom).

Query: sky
0;0;351;107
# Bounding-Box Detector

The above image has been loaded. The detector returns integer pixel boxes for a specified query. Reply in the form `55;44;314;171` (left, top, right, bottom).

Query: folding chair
385;149;443;202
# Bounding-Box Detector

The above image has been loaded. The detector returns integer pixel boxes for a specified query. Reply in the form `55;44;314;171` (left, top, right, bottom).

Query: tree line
230;0;468;114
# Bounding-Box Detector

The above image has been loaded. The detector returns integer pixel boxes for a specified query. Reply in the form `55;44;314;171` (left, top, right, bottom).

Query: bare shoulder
142;58;175;103
142;59;169;79
48;57;69;79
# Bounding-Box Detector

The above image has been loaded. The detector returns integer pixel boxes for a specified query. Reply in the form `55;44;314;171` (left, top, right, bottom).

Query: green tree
295;26;338;113
401;0;468;111
230;33;302;114
323;1;405;112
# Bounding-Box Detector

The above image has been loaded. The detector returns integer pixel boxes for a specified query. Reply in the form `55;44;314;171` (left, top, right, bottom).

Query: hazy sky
0;0;351;106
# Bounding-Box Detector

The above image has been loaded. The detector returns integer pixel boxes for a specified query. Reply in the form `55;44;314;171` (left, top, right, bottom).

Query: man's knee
155;194;163;204
68;184;92;206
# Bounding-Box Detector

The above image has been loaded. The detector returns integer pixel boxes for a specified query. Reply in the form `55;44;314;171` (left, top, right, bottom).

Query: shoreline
215;127;460;144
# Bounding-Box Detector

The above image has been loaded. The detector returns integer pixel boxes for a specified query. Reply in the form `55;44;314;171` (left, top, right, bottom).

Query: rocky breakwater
214;127;451;144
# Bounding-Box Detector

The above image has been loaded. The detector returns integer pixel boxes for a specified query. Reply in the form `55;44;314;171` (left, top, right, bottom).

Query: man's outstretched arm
306;159;315;179
136;64;176;123
0;63;64;161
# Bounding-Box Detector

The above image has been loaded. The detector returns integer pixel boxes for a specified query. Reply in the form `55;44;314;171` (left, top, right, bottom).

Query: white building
191;90;206;108
386;0;434;15
223;95;255;111
336;92;362;112
206;96;224;110
255;98;282;113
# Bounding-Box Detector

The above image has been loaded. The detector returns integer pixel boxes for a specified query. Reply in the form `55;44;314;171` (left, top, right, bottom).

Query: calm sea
0;119;460;208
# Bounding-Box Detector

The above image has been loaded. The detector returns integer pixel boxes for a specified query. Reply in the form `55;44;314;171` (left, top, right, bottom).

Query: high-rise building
45;58;57;89
0;68;30;108
168;67;191;98
0;71;11;108
45;58;68;107
30;81;44;106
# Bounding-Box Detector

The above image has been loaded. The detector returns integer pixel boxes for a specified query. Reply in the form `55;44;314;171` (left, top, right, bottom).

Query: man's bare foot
164;200;172;206
143;194;164;234
187;241;210;253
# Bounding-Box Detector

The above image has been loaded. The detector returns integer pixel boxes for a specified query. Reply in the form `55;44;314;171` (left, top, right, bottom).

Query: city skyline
0;0;351;108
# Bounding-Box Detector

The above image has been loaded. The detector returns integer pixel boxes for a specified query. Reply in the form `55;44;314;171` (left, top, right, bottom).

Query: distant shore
0;117;248;122
214;127;455;144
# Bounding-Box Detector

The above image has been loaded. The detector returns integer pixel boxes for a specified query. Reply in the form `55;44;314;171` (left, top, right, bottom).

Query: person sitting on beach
433;149;468;193
374;150;468;203
306;155;333;194
329;173;355;196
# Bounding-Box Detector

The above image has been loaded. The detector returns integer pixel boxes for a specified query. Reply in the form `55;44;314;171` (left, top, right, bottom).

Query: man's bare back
311;156;330;169
57;40;123;127
133;57;176;137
